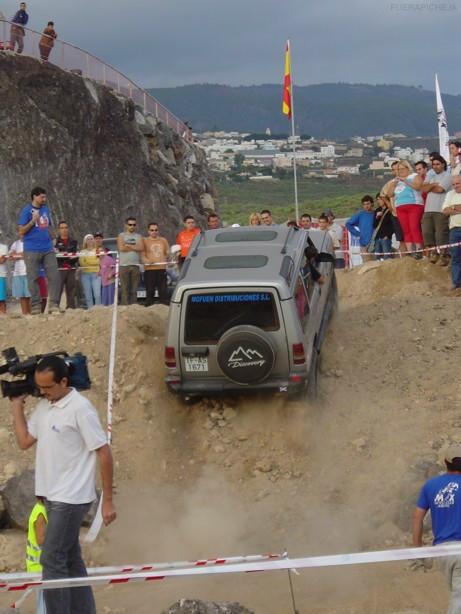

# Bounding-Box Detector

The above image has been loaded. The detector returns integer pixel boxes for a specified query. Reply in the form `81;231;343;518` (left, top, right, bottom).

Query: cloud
3;0;460;93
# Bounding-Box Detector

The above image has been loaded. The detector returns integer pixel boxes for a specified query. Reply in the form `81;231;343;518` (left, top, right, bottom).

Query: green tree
233;153;245;170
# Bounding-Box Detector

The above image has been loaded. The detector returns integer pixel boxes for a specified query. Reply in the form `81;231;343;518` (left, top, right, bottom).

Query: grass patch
215;175;383;224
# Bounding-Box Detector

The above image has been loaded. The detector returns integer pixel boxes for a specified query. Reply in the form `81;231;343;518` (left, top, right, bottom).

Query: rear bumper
165;374;307;397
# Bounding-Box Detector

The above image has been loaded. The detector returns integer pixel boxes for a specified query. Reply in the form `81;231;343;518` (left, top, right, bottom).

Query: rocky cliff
0;54;215;244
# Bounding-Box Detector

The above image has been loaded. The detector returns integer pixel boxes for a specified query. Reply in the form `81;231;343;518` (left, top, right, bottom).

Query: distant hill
148;83;461;139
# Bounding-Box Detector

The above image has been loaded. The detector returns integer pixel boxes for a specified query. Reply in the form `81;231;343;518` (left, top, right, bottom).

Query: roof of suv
172;225;333;302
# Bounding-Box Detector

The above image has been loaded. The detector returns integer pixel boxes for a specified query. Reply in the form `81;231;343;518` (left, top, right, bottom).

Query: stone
163;599;254;614
222;408;237;420
3;462;18;480
1;469;35;530
200;193;215;211
255;460;274;473
0;428;10;445
351;437;368;452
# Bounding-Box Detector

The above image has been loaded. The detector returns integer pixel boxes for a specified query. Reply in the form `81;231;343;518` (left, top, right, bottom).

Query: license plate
184;357;208;372
137;289;146;298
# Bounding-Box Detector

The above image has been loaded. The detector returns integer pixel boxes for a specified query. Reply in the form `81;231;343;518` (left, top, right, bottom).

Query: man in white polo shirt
11;355;116;614
442;175;461;295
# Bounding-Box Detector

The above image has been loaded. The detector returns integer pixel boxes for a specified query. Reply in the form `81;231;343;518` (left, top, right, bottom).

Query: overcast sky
3;0;461;93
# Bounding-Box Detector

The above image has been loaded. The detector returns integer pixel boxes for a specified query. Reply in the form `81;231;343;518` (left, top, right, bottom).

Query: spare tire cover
217;325;276;385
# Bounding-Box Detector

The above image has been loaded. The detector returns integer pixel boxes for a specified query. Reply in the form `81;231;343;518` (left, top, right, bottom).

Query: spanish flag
282;41;292;118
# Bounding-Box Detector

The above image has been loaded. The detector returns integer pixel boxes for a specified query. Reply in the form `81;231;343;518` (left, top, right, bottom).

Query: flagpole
287;40;299;223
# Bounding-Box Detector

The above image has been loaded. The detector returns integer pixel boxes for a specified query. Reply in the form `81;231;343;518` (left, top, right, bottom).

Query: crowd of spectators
342;146;461;293
3;150;461;317
0;187;179;316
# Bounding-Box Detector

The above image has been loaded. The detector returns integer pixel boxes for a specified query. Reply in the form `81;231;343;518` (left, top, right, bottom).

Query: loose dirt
0;257;459;613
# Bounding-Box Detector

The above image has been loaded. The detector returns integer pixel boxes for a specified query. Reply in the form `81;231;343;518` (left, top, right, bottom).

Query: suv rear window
185;292;279;344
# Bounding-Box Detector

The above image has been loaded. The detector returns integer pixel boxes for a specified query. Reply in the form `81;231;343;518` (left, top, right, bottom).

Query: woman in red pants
390;160;424;258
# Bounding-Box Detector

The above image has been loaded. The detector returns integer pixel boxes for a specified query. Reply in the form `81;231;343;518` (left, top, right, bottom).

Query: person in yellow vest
27;497;48;613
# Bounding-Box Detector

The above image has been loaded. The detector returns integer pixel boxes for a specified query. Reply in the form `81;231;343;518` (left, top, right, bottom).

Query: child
0;239;8;314
9;234;31;315
100;248;116;306
26;497;48;613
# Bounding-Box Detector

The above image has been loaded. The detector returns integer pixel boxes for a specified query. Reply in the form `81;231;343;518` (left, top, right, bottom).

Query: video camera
0;347;91;398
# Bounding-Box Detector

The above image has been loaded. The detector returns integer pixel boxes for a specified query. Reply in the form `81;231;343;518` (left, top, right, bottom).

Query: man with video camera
10;355;116;614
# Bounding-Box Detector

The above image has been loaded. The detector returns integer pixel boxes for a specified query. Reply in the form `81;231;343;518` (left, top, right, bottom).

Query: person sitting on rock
26;497;48;614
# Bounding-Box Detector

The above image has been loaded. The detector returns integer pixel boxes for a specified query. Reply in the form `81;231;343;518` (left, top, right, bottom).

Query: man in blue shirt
18;187;61;315
413;444;461;613
345;196;375;259
10;2;28;54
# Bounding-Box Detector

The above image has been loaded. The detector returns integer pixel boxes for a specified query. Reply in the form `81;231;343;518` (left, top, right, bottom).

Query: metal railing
0;18;191;140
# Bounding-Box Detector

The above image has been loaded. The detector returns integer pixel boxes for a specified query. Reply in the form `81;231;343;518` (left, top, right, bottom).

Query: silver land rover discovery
164;225;337;400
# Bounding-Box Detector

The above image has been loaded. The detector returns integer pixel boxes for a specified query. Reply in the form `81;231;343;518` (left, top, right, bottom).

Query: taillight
165;347;176;368
292;343;305;365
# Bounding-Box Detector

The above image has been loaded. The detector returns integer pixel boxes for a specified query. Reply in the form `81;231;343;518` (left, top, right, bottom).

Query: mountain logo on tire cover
227;346;266;369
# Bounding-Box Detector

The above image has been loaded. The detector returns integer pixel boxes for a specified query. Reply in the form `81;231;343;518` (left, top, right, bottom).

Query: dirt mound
0;262;459;612
341;257;451;305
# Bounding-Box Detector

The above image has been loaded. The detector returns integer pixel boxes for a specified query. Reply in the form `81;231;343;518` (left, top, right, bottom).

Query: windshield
185;291;279;344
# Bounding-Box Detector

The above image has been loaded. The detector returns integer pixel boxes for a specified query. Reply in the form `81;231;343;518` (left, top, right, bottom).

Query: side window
295;273;310;327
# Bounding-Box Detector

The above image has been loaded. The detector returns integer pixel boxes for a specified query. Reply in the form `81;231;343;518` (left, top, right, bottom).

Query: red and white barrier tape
55;252;176;267
3;544;461;594
353;239;461;258
9;553;282;608
6;553;283;584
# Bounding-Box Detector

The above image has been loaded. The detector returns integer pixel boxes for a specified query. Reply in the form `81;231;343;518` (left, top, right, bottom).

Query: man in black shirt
55;221;78;309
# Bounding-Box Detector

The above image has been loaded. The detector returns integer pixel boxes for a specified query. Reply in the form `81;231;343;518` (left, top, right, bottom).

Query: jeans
438;541;461;614
80;273;101;308
144;269;168;305
10;26;24;53
119;265;140;305
24;251;61;309
450;227;461;288
422;212;449;249
374;237;392;260
59;269;77;309
41;501;95;614
36;588;46;613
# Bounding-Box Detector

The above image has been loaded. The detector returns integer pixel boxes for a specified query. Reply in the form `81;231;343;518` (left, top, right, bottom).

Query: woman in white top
389;160;424;257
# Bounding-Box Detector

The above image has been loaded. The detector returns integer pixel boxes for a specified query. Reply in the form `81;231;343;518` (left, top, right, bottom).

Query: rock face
163;600;254;614
0;54;215;245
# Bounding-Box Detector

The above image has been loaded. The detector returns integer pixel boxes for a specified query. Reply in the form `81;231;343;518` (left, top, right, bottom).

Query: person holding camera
11;355;116;614
18;187;61;315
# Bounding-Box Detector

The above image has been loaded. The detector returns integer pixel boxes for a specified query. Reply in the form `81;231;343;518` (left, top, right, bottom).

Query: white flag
435;74;450;162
